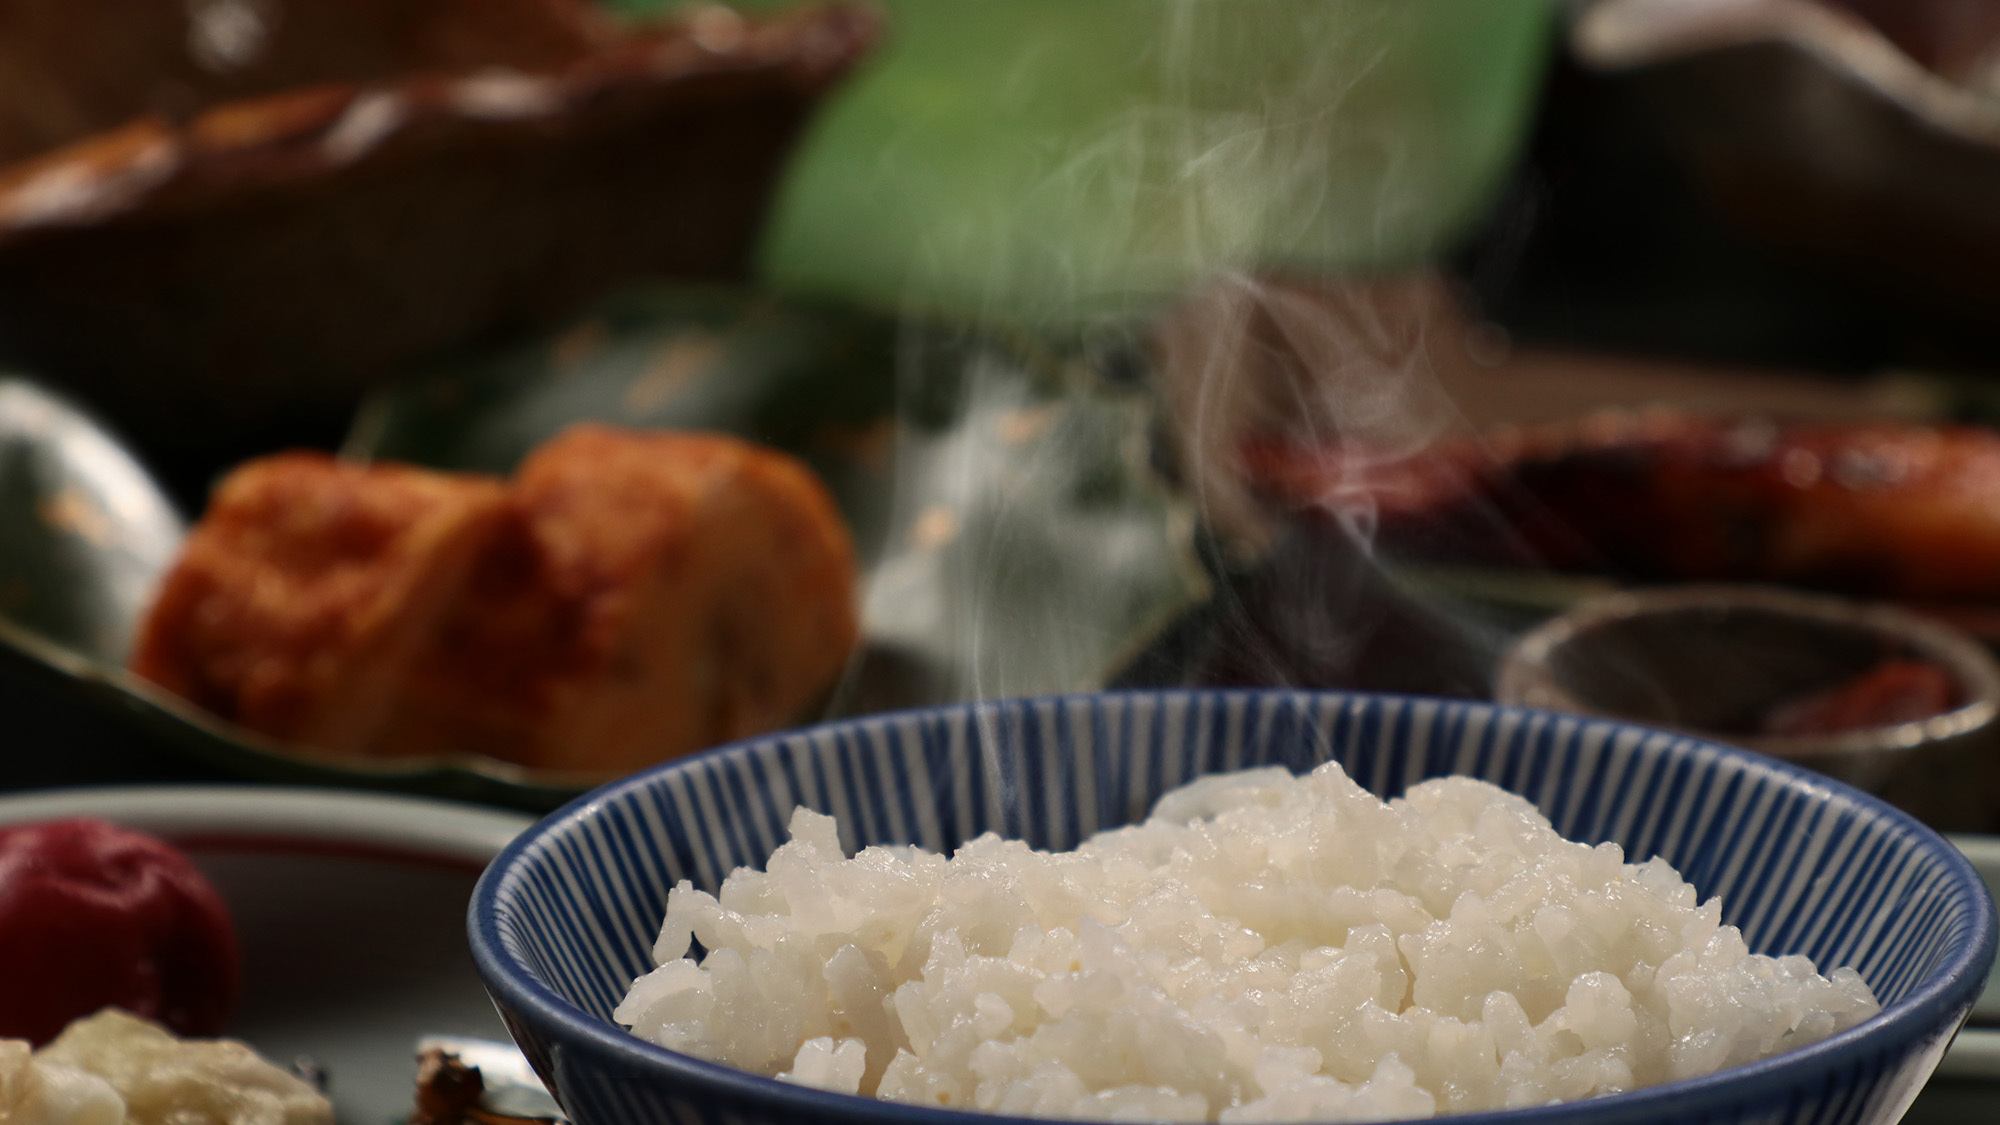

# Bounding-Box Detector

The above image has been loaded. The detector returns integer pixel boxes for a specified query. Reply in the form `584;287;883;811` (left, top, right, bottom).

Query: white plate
0;785;536;1125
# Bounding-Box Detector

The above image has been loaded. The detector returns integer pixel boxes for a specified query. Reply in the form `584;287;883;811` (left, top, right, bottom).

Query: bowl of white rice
470;690;1996;1125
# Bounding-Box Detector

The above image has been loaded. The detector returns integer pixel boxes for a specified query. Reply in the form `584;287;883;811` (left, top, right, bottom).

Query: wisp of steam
809;0;1553;738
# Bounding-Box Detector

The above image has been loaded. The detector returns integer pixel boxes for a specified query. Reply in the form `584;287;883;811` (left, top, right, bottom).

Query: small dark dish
471;689;1995;1125
1574;0;2000;321
1497;584;2000;830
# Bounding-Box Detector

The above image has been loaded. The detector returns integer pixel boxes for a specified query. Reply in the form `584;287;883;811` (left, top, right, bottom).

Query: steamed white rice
614;762;1879;1121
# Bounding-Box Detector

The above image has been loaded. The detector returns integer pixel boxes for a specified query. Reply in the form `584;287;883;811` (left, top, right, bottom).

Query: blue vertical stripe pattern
471;691;1996;1125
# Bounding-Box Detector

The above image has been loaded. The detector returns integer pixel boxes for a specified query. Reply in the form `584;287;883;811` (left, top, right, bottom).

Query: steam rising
1157;275;1468;554
830;2;1550;715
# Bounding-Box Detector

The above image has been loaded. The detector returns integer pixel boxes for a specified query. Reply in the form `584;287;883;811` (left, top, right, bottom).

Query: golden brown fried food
128;453;509;752
375;425;860;773
1248;412;2000;600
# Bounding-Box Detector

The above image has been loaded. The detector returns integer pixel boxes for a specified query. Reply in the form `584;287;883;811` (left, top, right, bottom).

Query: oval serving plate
0;785;536;1125
0;288;1208;810
0;616;628;810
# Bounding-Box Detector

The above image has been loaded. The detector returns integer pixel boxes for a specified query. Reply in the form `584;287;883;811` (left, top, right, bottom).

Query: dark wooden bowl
0;0;877;496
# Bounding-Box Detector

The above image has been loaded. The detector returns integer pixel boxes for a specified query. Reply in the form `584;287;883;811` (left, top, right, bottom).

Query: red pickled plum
0;818;238;1044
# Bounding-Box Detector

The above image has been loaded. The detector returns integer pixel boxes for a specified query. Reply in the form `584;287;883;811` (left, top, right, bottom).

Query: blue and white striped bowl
470;690;1997;1125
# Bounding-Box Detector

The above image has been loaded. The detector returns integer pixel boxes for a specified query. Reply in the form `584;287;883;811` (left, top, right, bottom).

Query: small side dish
130;423;859;774
1495;584;2000;830
0;814;330;1123
616;761;1878;1121
0;785;534;1122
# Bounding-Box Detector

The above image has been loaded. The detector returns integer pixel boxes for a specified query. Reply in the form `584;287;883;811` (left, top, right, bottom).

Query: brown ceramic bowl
0;0;877;488
1574;0;2000;324
1496;584;2000;830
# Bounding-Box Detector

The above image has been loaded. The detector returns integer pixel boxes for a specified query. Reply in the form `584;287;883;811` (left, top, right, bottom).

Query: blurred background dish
0;370;601;805
0;785;534;1125
0;0;877;504
0;289;1209;808
1574;0;2000;326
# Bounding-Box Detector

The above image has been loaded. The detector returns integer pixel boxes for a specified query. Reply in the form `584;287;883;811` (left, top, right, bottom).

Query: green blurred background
613;0;1556;327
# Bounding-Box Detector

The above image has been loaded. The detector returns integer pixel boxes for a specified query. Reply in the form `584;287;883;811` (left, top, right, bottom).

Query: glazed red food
1759;659;1960;737
0;819;239;1045
1246;413;2000;600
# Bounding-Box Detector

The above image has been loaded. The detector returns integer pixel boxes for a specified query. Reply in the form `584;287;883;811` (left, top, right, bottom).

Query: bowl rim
0;783;535;867
1574;0;2000;147
470;688;1998;1125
